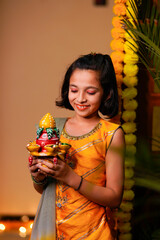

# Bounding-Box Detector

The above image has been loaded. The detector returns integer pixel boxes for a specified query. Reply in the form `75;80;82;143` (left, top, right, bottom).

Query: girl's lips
75;104;89;111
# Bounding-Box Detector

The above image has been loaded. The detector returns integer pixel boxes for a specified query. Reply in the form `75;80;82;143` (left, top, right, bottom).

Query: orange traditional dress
56;118;121;240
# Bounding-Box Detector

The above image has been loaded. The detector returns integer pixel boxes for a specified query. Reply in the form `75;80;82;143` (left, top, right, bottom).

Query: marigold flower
110;39;124;51
122;110;136;121
123;190;135;201
126;5;137;19
112;16;123;28
122;122;137;133
126;144;136;155
123;76;138;87
116;74;123;84
124;179;135;190
122;87;137;100
113;3;127;16
124;39;138;53
120;201;133;212
111;51;125;63
123;99;138;110
124;52;139;64
125;156;136;167
113;62;124;74
114;211;131;222
118;222;132;233
125;31;136;41
111;27;125;40
125;167;134;179
123;64;139;77
125;134;137;145
119;233;132;240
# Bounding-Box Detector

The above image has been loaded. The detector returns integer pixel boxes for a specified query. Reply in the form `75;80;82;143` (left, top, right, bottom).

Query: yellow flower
114;211;131;222
111;27;125;39
126;144;136;155
126;5;137;19
118;222;132;233
123;76;138;87
122;110;136;121
125;157;136;167
124;39;138;53
113;62;124;74
111;51;125;63
124;52;139;64
120;201;133;212
110;39;124;51
122;87;137;100
125;134;137;145
124;179;135;190
123;99;138;110
124;64;139;77
125;167;134;179
112;16;123;28
113;3;127;16
123;190;135;201
125;30;136;41
122;122;137;134
119;233;132;240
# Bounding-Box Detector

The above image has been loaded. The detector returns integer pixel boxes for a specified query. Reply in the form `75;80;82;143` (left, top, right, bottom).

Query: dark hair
56;53;118;118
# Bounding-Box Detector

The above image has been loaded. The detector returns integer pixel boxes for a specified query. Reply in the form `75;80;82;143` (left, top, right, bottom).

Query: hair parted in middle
56;53;119;118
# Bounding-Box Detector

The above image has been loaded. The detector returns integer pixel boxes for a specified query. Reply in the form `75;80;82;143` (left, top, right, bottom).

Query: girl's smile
68;69;104;118
75;104;90;111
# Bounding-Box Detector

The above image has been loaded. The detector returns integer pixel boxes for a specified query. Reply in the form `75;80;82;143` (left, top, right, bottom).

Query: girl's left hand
37;158;73;185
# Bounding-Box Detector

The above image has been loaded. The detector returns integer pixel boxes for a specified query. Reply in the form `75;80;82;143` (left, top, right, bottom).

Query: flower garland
110;0;139;239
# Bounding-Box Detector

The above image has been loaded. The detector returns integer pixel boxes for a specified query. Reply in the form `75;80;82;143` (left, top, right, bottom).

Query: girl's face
68;69;104;119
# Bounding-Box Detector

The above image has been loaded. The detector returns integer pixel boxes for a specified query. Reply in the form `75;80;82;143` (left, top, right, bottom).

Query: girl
29;53;125;240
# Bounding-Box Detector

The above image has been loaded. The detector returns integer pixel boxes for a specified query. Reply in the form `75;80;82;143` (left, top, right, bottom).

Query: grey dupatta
30;118;66;240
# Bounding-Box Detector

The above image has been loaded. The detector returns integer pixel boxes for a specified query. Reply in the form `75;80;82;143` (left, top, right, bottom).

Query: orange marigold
111;27;125;39
113;62;123;74
111;51;124;63
112;16;123;28
110;39;124;51
113;3;127;16
116;74;123;84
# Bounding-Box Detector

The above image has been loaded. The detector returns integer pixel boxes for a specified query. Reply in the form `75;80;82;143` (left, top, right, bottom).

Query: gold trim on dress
62;122;102;140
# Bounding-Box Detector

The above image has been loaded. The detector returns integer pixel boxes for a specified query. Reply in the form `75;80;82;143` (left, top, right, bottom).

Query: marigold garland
111;1;139;239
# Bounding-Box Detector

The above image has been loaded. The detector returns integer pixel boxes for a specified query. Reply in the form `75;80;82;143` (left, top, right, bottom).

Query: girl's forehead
70;69;101;87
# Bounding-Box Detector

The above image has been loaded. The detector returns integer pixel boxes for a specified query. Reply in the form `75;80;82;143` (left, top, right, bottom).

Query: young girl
29;53;125;240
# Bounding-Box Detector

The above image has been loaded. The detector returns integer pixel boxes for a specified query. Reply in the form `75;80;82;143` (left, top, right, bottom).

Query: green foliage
123;0;160;88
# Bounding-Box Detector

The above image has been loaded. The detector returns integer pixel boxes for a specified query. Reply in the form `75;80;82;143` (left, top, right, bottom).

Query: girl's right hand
28;157;47;183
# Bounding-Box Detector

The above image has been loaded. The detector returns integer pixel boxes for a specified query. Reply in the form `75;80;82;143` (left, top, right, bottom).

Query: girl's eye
87;91;96;95
70;89;78;93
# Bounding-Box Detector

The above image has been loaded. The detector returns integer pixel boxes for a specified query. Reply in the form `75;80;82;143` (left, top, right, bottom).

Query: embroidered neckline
62;119;102;140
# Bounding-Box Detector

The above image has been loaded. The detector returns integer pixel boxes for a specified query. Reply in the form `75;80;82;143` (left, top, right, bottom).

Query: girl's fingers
38;163;56;177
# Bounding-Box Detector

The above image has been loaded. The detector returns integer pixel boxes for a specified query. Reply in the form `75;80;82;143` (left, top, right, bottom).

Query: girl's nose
77;92;87;103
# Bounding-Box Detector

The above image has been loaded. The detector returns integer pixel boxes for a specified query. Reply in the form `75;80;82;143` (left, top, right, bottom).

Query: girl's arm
78;127;125;207
37;127;125;208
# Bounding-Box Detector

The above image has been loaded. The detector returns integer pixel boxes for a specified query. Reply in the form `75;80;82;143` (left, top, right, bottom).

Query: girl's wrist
31;175;48;185
67;171;83;191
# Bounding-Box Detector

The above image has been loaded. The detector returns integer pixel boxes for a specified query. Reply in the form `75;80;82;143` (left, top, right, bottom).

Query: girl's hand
28;157;47;183
37;158;76;186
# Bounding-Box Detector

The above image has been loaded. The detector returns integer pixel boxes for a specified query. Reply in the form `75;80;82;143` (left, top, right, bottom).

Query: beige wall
0;0;114;215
